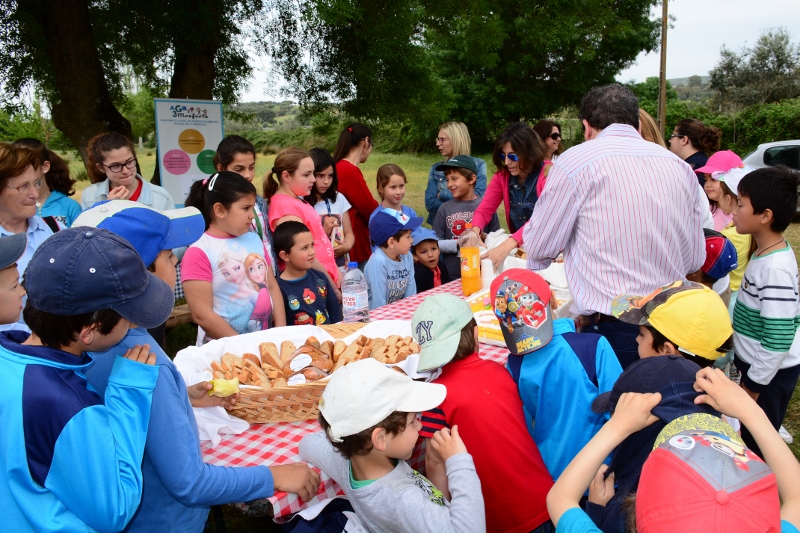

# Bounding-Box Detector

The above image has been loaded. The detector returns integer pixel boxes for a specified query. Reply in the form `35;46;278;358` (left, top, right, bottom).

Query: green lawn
66;150;800;530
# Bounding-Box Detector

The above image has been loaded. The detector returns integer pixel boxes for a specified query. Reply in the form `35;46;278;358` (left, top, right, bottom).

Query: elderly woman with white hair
424;121;487;224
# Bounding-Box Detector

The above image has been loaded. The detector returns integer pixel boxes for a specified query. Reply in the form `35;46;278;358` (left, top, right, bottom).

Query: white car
742;140;800;171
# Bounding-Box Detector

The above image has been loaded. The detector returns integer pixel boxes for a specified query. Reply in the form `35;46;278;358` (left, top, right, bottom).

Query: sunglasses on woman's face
500;153;519;162
549;132;561;141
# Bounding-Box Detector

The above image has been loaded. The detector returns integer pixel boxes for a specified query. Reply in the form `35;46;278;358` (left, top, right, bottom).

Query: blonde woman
424;121;487;224
638;108;667;148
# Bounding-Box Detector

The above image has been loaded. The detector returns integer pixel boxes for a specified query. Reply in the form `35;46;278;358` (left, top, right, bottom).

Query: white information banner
154;99;224;206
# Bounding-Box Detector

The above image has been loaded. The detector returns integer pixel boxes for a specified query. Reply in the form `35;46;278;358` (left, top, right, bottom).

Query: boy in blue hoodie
492;269;622;480
75;200;319;533
0;227;169;532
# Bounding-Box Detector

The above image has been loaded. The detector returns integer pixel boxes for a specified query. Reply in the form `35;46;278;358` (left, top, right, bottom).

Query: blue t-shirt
506;319;622;480
39;190;82;227
85;328;273;532
364;247;416;309
277;268;342;326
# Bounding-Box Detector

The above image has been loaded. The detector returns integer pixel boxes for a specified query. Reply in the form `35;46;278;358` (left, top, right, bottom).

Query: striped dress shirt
524;124;706;316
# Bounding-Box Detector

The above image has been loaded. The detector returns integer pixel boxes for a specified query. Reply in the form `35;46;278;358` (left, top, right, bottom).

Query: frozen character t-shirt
182;231;274;344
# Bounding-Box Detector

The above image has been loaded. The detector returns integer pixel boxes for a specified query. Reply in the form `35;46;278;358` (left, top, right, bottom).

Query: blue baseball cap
24;227;174;328
73;200;205;265
411;227;438;247
0;233;27;270
369;208;423;247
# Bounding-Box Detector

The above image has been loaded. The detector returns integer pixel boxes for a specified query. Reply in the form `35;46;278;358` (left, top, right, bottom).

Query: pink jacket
473;163;552;245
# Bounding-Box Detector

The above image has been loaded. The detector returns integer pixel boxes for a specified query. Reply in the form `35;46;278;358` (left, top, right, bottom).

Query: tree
628;77;679;107
0;0;261;177
267;0;661;146
710;27;800;109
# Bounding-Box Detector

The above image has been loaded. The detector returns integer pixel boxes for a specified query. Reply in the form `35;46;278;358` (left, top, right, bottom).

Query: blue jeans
589;319;640;370
530;520;556;533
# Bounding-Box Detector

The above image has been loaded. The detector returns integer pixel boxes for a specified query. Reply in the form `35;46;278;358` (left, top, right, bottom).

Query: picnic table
200;279;510;519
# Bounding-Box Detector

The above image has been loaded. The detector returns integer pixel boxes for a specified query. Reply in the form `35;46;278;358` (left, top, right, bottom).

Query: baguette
358;345;373;361
280;341;296;363
306;336;321;349
333;340;347;361
320;340;334;356
243;353;261;368
260;342;283;369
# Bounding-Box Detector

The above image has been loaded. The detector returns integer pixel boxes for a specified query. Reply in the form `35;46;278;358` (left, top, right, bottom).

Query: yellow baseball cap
611;280;733;360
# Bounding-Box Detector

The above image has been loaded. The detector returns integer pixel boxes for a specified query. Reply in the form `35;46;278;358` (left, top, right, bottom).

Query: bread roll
306;336;321;349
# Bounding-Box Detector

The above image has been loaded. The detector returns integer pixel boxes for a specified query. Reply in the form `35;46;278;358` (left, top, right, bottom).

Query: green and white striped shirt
733;246;800;387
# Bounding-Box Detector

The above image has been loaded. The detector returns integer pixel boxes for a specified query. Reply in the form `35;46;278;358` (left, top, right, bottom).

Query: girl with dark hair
182;172;285;344
214;135;278;274
81;132;175;210
12;138;81;226
308;147;354;269
333;123;378;268
472;122;549;271
264;147;341;295
669;118;722;186
531;120;562;197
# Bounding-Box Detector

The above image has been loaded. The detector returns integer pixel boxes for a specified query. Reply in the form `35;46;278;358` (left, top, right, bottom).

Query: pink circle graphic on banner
163;149;191;175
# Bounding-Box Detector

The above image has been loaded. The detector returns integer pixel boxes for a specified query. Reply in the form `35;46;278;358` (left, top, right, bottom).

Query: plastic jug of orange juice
458;224;482;296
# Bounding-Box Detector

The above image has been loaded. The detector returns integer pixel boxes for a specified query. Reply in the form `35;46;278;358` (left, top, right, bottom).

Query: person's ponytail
263;167;280;199
332;123;372;162
186;172;256;229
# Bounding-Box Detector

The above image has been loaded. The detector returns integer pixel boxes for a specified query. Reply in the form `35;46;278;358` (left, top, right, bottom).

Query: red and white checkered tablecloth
201;280;509;519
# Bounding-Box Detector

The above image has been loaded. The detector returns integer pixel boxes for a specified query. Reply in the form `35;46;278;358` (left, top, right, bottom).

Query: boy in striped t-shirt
730;165;800;458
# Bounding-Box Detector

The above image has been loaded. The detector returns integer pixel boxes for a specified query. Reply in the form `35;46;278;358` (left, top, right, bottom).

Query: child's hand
269;463;321;502
694;367;760;420
430;425;468;461
322;215;339;235
187;381;240;409
108;185;132;201
588;464;615;506
123;344;156;366
609;392;661;435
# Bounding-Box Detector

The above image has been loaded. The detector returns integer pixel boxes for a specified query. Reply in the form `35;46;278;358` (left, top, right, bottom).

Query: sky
240;0;800;102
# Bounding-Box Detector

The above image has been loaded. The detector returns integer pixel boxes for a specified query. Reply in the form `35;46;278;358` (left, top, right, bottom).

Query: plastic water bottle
342;262;370;323
458;224;482;296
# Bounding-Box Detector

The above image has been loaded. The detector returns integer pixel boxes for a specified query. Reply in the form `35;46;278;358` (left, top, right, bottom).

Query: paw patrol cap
490;269;554;355
412;293;474;371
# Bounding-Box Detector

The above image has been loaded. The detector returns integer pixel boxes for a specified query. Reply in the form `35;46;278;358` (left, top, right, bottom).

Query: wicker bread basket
228;322;366;424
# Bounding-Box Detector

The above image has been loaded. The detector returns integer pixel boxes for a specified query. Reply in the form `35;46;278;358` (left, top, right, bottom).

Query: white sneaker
779;425;793;444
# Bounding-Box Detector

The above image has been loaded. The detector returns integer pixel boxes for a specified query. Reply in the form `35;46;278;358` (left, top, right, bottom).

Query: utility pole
657;0;669;133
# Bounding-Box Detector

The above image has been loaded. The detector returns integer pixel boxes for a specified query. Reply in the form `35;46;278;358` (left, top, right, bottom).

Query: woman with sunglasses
424;121;487;224
81;132;175;211
532;120;562;197
471;122;548;271
668;118;722;187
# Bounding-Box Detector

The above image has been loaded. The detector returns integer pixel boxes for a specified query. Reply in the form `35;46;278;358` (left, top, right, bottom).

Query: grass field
66;150;800;530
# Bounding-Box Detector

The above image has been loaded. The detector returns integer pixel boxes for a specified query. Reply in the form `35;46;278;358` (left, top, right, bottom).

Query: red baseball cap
636;413;780;532
490;268;553;355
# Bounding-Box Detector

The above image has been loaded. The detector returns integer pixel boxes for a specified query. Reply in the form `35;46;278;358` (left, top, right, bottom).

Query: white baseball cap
720;166;755;196
319;358;446;442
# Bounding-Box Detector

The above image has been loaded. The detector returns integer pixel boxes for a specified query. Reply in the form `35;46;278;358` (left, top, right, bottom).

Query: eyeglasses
102;157;137;173
549;132;562;141
5;178;43;195
436;137;449;145
500;153;519;163
669;134;685;139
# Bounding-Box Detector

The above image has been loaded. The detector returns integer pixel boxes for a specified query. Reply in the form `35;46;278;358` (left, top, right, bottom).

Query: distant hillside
668;75;711;87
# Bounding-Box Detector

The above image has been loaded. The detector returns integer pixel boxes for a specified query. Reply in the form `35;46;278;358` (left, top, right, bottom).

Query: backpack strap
507;352;523;384
562;332;600;388
42;216;60;233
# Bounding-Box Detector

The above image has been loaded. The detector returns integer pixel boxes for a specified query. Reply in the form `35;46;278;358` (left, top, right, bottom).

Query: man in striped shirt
523;84;706;369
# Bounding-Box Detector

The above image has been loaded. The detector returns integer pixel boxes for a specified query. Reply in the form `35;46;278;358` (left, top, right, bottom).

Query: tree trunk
27;0;132;182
